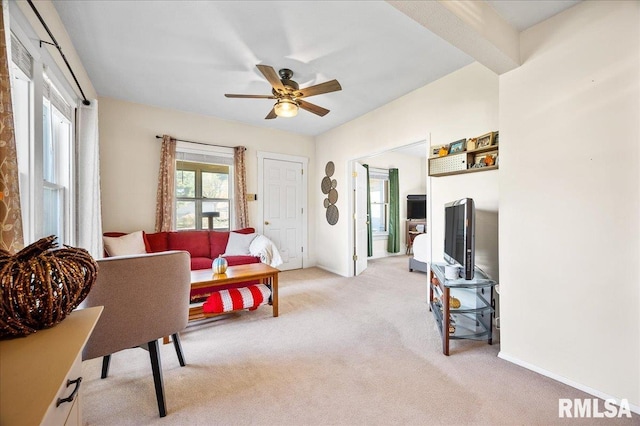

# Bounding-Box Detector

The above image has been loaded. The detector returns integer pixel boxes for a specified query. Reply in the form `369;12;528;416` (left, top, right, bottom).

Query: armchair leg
101;355;111;379
172;333;186;367
148;340;167;417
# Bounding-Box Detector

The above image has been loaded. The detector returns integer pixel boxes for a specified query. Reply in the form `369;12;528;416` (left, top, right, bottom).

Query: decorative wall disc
321;176;332;194
322;161;339;225
326;204;339;225
328;188;338;204
325;161;335;177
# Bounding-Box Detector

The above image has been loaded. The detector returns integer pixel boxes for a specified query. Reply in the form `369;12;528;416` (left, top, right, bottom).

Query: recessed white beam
387;0;520;74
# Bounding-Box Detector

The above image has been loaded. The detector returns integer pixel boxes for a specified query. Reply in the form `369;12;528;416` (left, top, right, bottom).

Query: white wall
499;0;639;408
359;150;427;259
98;97;316;261
428;170;500;280
315;63;499;276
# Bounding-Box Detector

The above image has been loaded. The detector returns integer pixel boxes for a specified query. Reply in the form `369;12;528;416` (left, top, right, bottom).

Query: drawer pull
56;377;82;407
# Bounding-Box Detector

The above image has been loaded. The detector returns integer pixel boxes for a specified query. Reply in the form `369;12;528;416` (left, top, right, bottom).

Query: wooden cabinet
0;307;102;425
405;219;426;254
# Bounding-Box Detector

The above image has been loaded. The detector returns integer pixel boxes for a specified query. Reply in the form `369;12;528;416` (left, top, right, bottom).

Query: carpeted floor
81;256;637;425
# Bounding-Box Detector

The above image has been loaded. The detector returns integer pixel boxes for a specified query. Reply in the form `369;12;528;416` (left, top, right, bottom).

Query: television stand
429;263;495;355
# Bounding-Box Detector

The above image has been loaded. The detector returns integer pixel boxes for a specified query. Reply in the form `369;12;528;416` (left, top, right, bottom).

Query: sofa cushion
209;227;255;258
103;231;151;253
191;257;213;270
168;231;210;258
145;232;169;253
224;232;257;256
103;231;148;256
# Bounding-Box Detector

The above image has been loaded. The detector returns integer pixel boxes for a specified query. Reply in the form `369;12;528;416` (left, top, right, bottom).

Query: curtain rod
26;0;91;106
155;135;245;151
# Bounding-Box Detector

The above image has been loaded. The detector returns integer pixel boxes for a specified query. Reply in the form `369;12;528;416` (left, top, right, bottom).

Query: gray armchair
80;250;191;417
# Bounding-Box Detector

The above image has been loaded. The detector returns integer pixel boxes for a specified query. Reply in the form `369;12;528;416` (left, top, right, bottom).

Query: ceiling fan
224;64;342;119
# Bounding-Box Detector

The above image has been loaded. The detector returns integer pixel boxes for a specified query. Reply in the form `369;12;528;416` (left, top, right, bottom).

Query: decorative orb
212;255;228;274
0;236;98;339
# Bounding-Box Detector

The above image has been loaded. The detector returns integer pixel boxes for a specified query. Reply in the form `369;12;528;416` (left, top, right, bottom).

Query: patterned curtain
363;164;373;257
234;146;249;228
154;134;176;232
0;10;24;253
386;168;400;253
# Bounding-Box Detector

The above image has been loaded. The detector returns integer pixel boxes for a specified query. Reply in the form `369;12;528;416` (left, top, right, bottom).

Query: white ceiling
53;1;580;137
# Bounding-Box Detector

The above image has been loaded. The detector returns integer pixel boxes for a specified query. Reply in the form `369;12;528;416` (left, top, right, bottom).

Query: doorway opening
349;139;428;276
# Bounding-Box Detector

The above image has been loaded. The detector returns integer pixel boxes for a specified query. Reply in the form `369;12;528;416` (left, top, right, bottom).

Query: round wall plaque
322;161;339;225
326;204;339;225
325;161;335;177
328;188;338;204
321;176;332;194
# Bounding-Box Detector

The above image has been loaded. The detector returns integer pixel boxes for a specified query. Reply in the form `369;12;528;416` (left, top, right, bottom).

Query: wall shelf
429;144;499;177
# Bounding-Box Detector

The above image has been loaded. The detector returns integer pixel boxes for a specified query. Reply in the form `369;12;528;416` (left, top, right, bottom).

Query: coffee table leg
271;273;279;317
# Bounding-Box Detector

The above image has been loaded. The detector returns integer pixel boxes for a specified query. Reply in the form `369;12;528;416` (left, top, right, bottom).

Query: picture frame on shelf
477;132;495;148
494;131;499;146
430;144;448;158
448;138;466;154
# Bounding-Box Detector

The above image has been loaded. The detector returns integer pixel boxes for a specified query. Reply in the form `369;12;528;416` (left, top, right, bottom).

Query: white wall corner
498;351;640;415
386;0;520;74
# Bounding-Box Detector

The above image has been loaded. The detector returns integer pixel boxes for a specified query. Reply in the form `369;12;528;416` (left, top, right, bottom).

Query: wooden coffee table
189;263;279;321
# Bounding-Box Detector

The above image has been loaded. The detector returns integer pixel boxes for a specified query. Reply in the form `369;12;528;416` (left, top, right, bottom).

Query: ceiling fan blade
265;108;277;120
225;94;276;99
256;64;286;93
297;79;342;98
298;99;330;117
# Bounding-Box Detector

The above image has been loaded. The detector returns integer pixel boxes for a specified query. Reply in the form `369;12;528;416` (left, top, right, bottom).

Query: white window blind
10;33;32;79
369;168;389;180
176;141;234;165
176;151;233;165
43;77;73;121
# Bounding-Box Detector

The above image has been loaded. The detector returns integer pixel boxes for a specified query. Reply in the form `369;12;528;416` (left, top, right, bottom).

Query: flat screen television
407;195;426;220
444;198;475;280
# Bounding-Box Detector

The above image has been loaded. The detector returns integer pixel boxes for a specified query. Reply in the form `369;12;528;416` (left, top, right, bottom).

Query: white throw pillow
103;231;147;257
224;232;257;256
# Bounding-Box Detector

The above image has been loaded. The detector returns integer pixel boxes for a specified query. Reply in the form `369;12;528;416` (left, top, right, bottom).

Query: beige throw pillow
103;231;147;257
224;232;257;256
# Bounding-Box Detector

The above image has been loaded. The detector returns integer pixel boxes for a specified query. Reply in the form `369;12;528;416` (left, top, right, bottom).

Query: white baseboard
315;264;347;277
498;351;639;415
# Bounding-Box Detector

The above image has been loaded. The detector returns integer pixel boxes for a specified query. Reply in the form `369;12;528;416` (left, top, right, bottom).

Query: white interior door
263;158;303;270
354;162;368;275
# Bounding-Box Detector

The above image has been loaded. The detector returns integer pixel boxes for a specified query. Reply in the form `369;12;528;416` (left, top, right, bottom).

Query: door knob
264;221;270;225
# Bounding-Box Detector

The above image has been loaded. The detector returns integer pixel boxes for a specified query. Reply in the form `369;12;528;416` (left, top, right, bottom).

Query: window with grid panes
369;168;389;235
175;161;231;231
10;31;75;245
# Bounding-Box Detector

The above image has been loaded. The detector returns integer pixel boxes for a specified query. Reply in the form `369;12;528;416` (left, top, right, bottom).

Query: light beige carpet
81;256;637;425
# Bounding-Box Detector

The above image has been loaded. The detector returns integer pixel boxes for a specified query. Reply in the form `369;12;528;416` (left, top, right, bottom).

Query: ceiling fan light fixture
274;98;298;118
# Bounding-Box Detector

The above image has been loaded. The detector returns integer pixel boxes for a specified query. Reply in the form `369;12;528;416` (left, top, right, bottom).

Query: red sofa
104;228;260;303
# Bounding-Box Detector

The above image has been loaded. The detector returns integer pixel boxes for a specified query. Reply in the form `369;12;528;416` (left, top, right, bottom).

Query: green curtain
363;164;373;257
387;168;400;253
